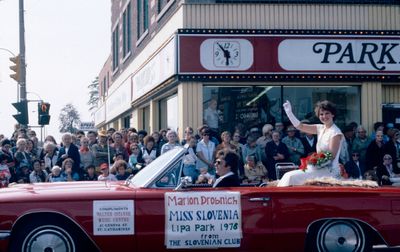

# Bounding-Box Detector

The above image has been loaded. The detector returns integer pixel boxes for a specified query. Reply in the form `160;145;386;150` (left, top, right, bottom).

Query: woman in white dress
278;100;344;187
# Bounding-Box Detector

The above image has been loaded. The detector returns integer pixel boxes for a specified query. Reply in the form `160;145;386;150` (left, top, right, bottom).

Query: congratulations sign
165;191;242;249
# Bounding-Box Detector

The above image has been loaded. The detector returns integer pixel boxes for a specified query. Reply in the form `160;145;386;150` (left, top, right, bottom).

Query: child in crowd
195;167;214;184
83;164;98;181
47;166;65;182
98;163;117;181
115;160;130;180
16;164;30;183
182;136;198;182
0;154;11;187
129;143;143;172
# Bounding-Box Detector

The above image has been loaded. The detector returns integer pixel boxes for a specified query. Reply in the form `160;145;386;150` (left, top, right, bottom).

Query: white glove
283;100;300;127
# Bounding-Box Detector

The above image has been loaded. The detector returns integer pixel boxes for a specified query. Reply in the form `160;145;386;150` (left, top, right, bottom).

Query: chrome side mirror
174;176;193;191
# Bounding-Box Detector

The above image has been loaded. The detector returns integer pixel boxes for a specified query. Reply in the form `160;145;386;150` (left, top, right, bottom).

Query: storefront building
95;1;400;137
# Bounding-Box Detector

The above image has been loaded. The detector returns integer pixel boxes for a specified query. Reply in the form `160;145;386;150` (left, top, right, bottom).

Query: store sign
94;104;106;126
178;33;400;75
106;78;131;121
279;39;400;71
132;37;176;101
79;121;96;131
165;191;242;249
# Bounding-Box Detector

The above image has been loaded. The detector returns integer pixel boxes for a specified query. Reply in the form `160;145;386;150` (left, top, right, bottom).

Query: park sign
177;29;400;82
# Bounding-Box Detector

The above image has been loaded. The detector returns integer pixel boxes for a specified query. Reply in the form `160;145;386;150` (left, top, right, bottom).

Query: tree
87;76;99;116
58;103;81;133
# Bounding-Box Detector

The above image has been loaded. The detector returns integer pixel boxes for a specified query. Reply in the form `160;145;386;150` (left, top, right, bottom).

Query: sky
0;0;110;142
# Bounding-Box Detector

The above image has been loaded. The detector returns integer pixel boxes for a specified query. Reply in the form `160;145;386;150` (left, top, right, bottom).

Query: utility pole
19;0;27;128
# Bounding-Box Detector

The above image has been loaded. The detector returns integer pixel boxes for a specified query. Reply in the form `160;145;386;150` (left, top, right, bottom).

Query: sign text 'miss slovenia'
165;191;242;249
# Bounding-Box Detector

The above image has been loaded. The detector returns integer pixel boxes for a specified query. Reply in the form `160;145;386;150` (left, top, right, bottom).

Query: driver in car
213;150;240;188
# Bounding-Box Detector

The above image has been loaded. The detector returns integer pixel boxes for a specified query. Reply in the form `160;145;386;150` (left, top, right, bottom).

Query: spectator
125;132;139;155
182;136;198;182
366;130;386;171
216;131;238;154
0;154;11;186
14;138;32;172
57;133;81;177
370;122;389;143
243;155;268;184
195;167;213;185
376;154;400;186
98;163;117;181
265;131;289;180
42;142;59;174
47;166;66;182
161;130;180;155
83;164;98;181
128;143;143;171
384;128;400;173
137;130;148;149
92;130;115;171
256;124;273;155
141;136;158;165
181;126;194;145
344;152;365;179
196;128;216;175
114;160;130;180
241;135;262;168
282;125;304;165
275;122;285;138
112;132;129;162
152;131;163;155
16;164;30;183
352;125;371;164
203;99;221;139
29;159;48;183
0;139;16;182
87;131;98;147
79;137;94;170
300;130;317;158
62;158;79;181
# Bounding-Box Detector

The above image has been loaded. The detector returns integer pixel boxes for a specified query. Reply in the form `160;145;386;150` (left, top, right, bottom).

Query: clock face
200;38;253;71
214;41;240;67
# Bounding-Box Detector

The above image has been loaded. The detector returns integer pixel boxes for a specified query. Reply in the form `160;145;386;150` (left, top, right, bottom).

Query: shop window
124;115;131;129
282;86;360;129
159;94;179;131
203;85;360;136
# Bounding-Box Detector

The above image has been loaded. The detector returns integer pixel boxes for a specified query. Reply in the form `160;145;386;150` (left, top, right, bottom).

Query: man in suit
57;133;81;177
300;132;317;158
213;150;240;188
344;152;365;179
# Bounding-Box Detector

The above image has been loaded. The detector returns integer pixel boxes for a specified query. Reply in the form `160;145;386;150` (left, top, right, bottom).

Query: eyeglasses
131;147;138;150
352;154;359;157
384;157;392;160
203;133;210;136
233;135;240;138
215;159;222;165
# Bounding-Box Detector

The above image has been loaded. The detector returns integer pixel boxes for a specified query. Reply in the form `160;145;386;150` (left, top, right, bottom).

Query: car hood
0;181;136;203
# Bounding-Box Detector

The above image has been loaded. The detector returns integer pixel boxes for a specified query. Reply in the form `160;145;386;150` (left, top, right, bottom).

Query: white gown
277;124;343;187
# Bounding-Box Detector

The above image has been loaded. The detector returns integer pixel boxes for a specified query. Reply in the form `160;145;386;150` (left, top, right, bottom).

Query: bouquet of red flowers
299;151;332;172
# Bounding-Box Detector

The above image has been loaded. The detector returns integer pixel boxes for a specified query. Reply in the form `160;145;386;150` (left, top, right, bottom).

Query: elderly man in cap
282;125;304;165
91;130;115;172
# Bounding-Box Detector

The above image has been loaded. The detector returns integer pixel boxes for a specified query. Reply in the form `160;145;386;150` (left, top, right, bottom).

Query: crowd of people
0;112;399;188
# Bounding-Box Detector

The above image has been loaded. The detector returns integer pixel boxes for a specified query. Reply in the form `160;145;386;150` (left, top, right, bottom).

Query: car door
135;185;274;251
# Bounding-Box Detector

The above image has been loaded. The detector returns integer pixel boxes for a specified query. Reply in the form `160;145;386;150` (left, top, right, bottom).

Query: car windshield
129;147;186;188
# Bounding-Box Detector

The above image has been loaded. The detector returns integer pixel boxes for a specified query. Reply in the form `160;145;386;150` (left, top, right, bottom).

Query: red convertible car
0;146;400;252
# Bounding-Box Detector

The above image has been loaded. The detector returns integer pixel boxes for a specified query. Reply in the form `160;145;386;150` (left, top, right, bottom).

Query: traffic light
9;54;20;82
12;100;28;125
38;102;51;125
